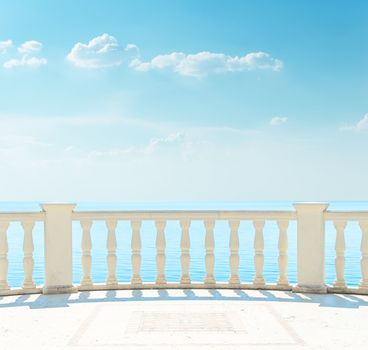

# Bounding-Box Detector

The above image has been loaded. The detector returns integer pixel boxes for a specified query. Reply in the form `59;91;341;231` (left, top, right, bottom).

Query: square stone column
42;203;77;294
293;203;328;293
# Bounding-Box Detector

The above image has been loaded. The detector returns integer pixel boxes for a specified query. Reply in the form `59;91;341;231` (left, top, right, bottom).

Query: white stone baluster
155;220;166;285
21;220;36;290
0;221;10;291
333;220;347;290
253;220;265;287
131;219;142;286
106;219;118;286
80;220;93;287
204;219;215;285
359;220;368;290
277;219;289;287
228;219;240;285
180;219;191;285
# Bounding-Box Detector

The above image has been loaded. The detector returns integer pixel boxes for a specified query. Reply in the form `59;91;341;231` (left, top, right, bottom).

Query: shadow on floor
1;289;367;310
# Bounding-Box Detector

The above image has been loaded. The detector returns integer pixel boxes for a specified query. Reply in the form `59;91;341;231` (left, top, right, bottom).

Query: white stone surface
293;203;328;293
1;289;368;349
41;203;76;294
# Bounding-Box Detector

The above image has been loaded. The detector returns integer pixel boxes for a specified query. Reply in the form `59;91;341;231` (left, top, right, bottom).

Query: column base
180;276;191;285
204;276;216;286
253;277;265;288
292;284;327;294
43;284;78;295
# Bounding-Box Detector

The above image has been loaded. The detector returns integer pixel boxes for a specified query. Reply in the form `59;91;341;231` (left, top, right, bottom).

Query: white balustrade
333;220;347;289
80;220;93;287
359;220;368;290
228;219;240;285
1;203;368;296
155;220;167;285
180;219;191;285
21;220;36;290
253;220;265;287
204;219;215;285
0;221;9;291
131;219;142;286
277;219;289;287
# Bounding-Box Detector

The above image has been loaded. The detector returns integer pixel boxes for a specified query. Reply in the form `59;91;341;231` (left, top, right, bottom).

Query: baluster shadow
0;289;368;309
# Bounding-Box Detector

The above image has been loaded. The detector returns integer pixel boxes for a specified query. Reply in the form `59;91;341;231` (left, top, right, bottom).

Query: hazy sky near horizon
0;0;367;201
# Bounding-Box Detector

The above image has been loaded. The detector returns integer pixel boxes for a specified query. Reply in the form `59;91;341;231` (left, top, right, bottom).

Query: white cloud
0;39;12;55
131;51;283;77
2;39;47;69
3;56;47;69
67;33;124;68
355;114;368;131
341;113;368;132
145;132;185;153
125;43;139;52
18;40;42;54
270;116;288;126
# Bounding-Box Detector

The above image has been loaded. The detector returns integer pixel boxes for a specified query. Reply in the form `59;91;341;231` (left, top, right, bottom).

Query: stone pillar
293;203;328;293
42;203;77;294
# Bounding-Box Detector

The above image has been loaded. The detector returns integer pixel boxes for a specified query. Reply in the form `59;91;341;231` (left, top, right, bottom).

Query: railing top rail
0;212;45;222
1;208;367;222
324;211;368;221
72;210;296;221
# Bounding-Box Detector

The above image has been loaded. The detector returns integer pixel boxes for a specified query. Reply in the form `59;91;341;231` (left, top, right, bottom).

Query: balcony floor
1;289;368;349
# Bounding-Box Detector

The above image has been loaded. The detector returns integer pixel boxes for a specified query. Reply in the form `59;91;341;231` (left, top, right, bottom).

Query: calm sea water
2;201;368;288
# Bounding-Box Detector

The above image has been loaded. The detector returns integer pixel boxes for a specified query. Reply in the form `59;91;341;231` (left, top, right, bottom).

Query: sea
1;201;368;289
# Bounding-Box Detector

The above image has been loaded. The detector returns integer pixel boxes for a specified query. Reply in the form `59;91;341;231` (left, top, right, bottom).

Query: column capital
41;203;76;212
293;202;329;212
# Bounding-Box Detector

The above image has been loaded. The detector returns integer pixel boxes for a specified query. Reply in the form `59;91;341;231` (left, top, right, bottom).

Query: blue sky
0;0;367;201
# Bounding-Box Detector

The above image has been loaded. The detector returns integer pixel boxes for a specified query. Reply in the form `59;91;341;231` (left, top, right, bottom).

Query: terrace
1;202;368;348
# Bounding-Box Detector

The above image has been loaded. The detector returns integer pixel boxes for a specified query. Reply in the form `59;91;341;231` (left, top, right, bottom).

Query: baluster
131;219;142;286
228;219;240;285
277;219;289;287
106;219;118;286
80;220;93;287
204;219;215;285
21;220;36;290
180;219;191;285
0;222;10;291
155;220;166;285
253;220;265;287
359;220;368;290
333;220;347;289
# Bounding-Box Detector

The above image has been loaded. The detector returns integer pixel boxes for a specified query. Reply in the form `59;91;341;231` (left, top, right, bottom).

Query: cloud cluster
343;113;368;132
4;56;47;69
131;51;283;77
2;40;47;69
65;34;283;77
270;116;288;126
146;132;185;153
66;33;123;68
18;40;42;54
0;40;12;55
2;34;283;77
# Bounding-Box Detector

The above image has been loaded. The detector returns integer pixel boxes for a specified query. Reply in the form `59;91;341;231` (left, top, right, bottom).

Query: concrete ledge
3;284;368;297
292;284;327;294
0;287;42;296
43;285;78;295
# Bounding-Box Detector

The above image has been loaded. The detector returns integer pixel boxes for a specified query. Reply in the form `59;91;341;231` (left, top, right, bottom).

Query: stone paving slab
0;289;368;349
